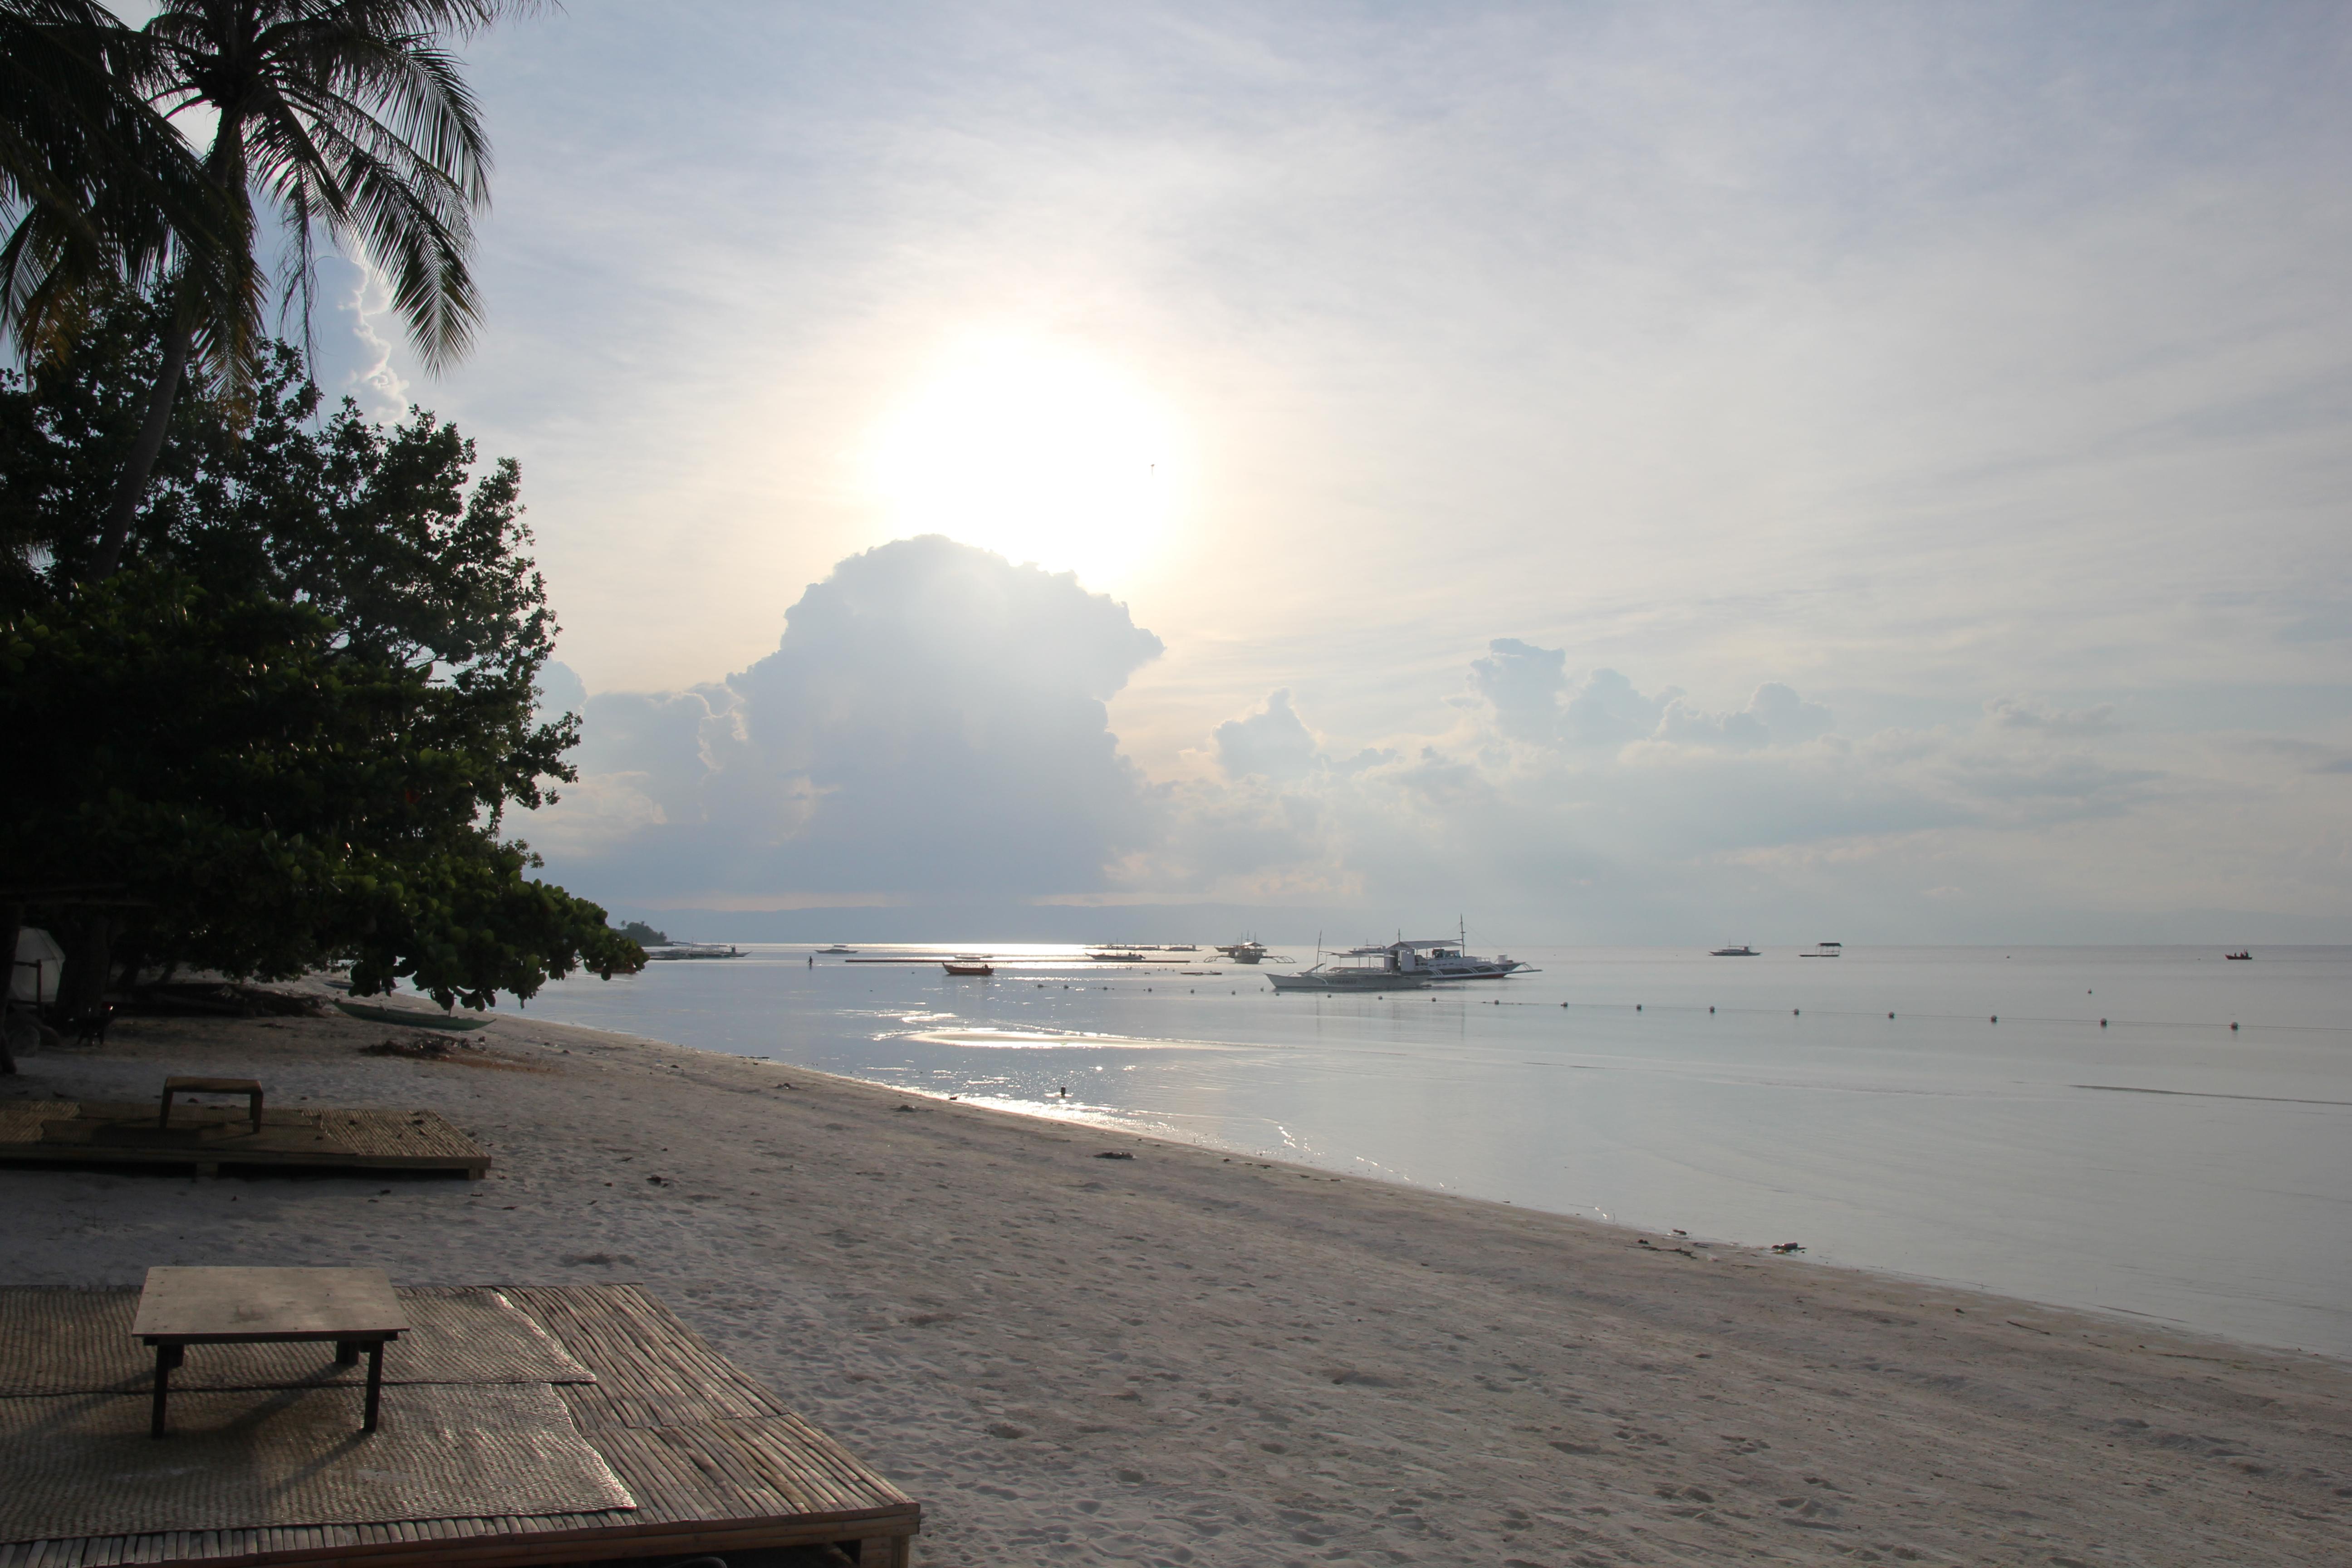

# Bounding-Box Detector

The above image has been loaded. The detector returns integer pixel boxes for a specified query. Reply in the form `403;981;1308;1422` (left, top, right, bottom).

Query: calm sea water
495;944;2352;1359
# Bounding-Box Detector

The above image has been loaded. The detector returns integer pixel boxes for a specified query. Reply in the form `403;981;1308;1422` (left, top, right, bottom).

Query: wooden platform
0;1284;921;1568
0;1100;490;1178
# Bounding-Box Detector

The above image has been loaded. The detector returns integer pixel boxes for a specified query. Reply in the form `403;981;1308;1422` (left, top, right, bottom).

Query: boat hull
1266;971;1434;992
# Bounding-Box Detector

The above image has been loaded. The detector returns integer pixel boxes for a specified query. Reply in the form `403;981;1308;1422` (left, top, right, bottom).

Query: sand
2;996;2347;1567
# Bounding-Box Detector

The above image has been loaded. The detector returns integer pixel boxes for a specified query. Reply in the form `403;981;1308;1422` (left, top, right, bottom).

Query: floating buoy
1990;1014;1998;1023
2100;1018;2107;1027
2230;1022;2239;1031
1708;1005;1715;1014
1793;1008;1800;1016
1888;1011;1895;1019
1636;1004;1642;1012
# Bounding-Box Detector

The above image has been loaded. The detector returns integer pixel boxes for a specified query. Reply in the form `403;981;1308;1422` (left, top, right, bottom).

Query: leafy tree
0;297;639;1009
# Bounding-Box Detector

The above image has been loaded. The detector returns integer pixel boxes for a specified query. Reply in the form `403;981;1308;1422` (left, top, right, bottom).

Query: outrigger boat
1710;945;1759;957
1801;941;1842;958
942;959;995;976
1266;942;1436;992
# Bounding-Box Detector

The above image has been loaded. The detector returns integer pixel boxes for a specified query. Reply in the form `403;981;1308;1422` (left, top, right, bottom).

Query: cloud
303;255;410;421
530;567;2344;941
1653;682;1838;750
1985;695;2121;736
528;537;1163;902
1213;689;1320;780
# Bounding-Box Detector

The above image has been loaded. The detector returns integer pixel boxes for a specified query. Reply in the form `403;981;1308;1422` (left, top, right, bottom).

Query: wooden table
132;1267;408;1438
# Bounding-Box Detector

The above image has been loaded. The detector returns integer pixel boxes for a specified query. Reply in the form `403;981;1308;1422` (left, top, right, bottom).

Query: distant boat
1087;950;1147;962
1801;941;1843;958
816;944;855;954
1216;939;1269;965
646;943;742;961
1710;945;1759;957
942;961;994;976
2225;951;2252;961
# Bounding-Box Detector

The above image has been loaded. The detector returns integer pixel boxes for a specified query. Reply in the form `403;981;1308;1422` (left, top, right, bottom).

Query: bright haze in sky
309;0;2352;942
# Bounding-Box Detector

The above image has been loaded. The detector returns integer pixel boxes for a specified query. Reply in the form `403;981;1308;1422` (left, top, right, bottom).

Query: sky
298;0;2352;943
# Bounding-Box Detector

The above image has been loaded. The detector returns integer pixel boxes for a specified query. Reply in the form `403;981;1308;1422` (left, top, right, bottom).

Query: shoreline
4;999;2347;1564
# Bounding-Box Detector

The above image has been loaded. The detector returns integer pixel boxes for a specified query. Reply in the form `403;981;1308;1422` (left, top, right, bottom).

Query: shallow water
496;943;2352;1358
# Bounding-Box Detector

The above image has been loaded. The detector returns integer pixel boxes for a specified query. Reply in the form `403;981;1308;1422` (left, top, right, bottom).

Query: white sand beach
3;1000;2346;1566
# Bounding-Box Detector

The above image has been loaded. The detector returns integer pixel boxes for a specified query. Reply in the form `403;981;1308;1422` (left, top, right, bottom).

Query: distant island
617;921;671;946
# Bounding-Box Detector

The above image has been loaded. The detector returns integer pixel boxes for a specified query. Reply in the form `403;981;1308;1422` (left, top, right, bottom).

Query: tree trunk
54;911;112;1030
86;312;194;581
0;901;20;1074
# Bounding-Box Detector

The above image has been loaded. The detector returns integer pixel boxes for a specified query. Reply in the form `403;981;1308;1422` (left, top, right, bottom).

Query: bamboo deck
0;1101;490;1178
0;1284;920;1568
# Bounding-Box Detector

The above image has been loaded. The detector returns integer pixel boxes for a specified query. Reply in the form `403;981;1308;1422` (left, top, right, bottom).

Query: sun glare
863;338;1180;588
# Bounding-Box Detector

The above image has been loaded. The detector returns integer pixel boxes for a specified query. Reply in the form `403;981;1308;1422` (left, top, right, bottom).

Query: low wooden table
132;1267;408;1438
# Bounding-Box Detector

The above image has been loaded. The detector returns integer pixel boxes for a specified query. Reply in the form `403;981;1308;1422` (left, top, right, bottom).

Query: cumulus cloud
1653;682;1838;750
533;588;2343;941
1467;641;1676;746
1213;690;1321;780
529;537;1162;902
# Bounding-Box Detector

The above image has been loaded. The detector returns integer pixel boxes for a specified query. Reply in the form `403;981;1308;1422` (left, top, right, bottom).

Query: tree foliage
0;295;640;1006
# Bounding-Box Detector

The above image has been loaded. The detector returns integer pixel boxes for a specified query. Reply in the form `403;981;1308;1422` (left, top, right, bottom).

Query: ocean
494;943;2352;1359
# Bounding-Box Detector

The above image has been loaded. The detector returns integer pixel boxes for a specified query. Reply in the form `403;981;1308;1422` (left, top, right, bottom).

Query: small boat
942;961;994;976
1087;950;1147;963
2225;951;2252;961
1710;945;1759;957
1800;941;1842;958
645;943;743;961
816;944;855;955
1216;939;1269;965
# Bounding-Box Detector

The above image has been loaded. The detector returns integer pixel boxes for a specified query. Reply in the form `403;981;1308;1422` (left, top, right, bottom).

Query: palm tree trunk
85;308;193;582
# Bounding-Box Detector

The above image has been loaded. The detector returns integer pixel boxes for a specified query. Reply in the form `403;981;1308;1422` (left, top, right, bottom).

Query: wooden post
363;1342;385;1431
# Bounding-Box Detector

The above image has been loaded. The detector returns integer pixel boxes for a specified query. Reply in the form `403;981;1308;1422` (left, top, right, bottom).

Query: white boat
1396;922;1528;979
816;944;855;955
1800;941;1843;958
1710;945;1759;957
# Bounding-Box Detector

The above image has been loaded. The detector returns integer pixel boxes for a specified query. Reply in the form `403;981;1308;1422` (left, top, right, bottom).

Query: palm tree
0;2;227;371
6;0;530;582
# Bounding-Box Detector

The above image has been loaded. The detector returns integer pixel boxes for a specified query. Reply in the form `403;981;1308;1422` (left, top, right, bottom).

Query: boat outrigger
1710;945;1759;957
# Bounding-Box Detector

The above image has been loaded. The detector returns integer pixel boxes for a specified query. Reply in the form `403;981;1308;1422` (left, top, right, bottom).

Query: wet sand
3;1000;2347;1565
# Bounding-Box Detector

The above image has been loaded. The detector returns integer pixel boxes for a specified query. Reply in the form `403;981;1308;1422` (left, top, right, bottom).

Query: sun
863;338;1180;588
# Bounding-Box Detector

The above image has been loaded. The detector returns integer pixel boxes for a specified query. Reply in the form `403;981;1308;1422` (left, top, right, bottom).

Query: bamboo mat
0;1384;635;1540
0;1287;593;1396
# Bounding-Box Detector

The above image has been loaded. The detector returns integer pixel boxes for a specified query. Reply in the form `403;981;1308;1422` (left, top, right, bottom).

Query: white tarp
10;928;63;1005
